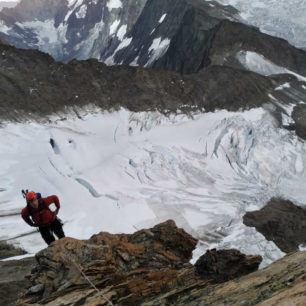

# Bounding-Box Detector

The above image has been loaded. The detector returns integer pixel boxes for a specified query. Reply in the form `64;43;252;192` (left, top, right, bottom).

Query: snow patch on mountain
0;19;10;34
237;51;306;81
76;4;87;19
159;13;167;23
74;21;105;58
68;0;83;9
105;36;132;64
109;19;120;36
146;37;171;66
117;24;127;40
107;0;122;11
15;19;67;58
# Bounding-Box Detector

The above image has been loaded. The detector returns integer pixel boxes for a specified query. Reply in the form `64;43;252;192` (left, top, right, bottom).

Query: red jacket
21;195;60;227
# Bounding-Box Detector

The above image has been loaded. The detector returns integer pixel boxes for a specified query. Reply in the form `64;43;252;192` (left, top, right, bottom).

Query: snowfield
1;106;306;266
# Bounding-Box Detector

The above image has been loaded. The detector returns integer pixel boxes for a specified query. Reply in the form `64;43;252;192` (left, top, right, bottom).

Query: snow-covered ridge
1;107;305;266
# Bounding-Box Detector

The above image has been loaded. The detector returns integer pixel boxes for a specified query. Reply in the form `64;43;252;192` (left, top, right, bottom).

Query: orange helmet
26;191;37;201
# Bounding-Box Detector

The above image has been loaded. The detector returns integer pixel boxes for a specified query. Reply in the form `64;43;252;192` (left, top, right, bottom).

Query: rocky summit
5;220;304;305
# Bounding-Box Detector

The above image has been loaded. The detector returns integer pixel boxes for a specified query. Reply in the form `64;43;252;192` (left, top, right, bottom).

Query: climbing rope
60;245;114;306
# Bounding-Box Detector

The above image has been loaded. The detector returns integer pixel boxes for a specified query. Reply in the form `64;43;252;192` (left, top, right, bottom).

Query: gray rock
243;198;306;253
0;257;35;306
27;283;44;294
195;248;262;282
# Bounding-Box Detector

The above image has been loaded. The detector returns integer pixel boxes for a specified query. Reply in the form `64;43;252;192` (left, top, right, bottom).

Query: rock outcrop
243;198;306;253
18;220;198;305
157;250;306;306
195;248;262;282
0;256;35;306
14;220;306;305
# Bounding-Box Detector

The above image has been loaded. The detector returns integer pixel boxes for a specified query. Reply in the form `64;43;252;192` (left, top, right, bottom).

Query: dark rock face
112;0;237;72
195;248;262;282
207;20;306;77
243;198;306;253
0;256;35;306
191;65;274;112
0;241;26;260
0;41;279;122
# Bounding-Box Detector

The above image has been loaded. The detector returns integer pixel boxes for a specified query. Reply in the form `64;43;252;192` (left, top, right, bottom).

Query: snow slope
1;106;306;266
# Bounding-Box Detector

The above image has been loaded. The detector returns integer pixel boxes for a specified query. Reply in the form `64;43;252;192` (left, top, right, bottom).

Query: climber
21;191;65;245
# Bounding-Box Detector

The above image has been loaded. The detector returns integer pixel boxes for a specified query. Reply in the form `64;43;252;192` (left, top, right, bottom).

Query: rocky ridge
0;41;278;122
4;220;304;305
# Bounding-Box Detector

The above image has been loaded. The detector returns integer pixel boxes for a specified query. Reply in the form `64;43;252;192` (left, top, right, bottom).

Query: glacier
1;106;306;267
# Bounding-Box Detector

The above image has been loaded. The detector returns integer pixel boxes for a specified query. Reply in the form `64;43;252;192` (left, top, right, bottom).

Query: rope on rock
60;245;114;306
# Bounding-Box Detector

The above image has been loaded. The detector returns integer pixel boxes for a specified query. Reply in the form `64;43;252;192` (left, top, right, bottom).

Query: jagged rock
17;220;198;305
0;241;26;260
243;198;306;253
195;248;262;282
15;220;306;305
0;256;35;306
